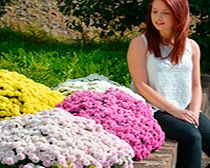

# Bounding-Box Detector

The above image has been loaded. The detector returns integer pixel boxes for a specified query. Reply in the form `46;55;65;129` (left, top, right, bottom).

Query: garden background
0;0;210;167
0;0;210;88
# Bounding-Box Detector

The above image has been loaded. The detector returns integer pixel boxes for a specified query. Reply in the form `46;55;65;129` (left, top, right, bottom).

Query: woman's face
151;0;175;32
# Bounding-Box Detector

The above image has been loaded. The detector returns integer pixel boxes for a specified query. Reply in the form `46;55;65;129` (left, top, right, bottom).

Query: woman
127;0;210;167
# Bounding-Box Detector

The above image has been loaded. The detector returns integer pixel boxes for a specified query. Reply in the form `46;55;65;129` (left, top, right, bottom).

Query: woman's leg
198;113;210;157
154;111;202;168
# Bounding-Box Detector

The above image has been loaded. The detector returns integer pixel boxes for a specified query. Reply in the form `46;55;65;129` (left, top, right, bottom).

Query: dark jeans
154;111;210;168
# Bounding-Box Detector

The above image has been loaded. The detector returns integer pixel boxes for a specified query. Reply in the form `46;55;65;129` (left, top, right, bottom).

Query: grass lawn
0;27;132;88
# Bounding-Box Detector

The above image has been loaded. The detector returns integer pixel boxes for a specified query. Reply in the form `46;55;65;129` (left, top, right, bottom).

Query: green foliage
56;0;148;38
0;0;14;17
189;0;210;73
0;157;32;168
0;27;131;88
111;163;124;168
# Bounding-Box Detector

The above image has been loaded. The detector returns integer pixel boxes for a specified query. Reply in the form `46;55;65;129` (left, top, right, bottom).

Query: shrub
189;0;210;73
56;0;148;39
0;0;14;17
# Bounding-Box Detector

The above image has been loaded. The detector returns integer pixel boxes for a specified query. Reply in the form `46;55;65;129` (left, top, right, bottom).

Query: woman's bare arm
127;37;176;111
189;39;202;123
127;36;198;125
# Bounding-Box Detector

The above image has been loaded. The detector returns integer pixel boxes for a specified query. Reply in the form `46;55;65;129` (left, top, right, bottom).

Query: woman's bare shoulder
127;34;148;62
188;38;201;59
188;38;200;51
129;34;148;50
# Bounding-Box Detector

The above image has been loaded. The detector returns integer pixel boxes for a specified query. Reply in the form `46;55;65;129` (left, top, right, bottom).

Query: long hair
145;0;190;64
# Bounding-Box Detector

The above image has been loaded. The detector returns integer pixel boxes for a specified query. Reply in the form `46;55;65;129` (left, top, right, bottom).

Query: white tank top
131;34;193;111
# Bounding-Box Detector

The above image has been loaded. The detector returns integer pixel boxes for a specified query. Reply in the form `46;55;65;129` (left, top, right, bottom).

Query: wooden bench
134;139;178;168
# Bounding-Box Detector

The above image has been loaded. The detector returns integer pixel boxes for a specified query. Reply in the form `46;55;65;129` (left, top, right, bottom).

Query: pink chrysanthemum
57;88;165;160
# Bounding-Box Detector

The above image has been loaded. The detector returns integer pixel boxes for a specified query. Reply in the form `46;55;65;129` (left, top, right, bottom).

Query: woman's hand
168;108;199;126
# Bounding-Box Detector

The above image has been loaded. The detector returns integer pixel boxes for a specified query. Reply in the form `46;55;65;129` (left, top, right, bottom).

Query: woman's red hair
145;0;190;64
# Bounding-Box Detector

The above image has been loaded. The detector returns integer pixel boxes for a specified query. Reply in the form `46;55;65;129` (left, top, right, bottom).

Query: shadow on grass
0;27;131;87
0;27;130;54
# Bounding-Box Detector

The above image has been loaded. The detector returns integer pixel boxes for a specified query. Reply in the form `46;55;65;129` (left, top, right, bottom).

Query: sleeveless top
131;34;193;111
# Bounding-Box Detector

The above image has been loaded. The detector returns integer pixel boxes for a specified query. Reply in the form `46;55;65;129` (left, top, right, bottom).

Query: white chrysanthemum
0;108;134;168
54;73;145;102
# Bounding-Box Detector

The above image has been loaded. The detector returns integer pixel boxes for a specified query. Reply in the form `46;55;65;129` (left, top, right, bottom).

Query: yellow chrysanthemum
0;69;64;120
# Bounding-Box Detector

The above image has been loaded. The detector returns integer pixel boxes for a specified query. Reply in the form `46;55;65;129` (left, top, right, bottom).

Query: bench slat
134;139;178;168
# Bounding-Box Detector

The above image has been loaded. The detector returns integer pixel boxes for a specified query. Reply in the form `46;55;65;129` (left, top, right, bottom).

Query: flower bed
57;88;165;161
0;72;165;167
0;108;134;168
53;74;145;102
0;70;64;120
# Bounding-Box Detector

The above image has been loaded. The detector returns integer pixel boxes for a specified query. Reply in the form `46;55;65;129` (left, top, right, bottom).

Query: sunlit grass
0;27;131;88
